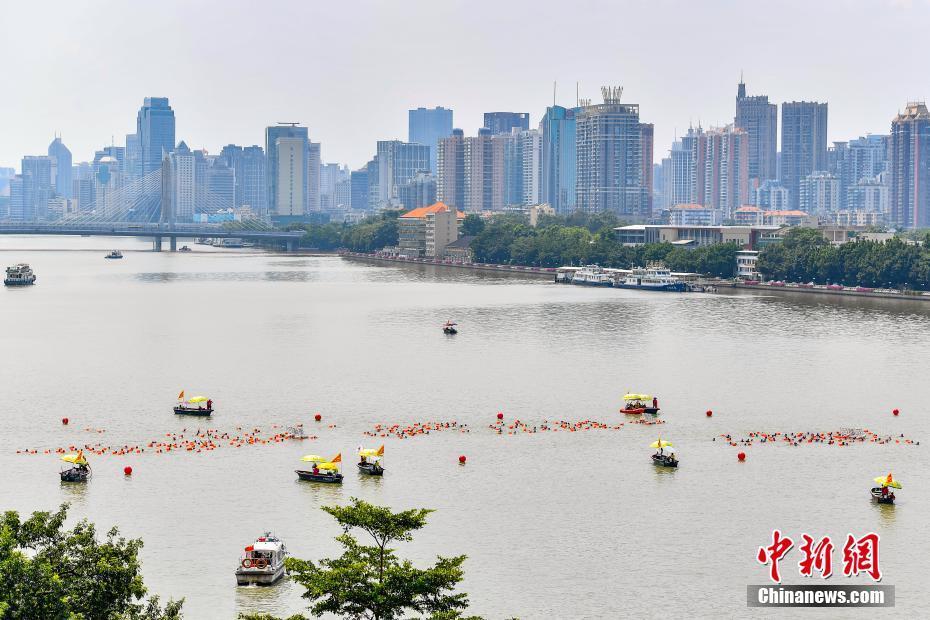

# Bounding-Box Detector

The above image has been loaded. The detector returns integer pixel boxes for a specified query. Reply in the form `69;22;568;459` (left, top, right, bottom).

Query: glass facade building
408;107;453;174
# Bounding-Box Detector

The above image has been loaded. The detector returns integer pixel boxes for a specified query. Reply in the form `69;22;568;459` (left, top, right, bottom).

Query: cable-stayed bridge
0;169;303;251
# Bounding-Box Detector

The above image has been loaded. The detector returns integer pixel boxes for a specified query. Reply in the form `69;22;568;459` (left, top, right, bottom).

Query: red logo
842;533;881;581
758;530;881;582
757;529;794;583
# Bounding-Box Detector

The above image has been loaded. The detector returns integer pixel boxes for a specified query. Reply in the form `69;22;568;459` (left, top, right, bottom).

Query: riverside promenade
339;251;555;278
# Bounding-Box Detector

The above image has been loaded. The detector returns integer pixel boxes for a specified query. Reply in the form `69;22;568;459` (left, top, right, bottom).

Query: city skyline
1;0;928;170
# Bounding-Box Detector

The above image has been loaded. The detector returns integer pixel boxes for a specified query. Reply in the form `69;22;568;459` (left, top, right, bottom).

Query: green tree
0;504;183;620
285;498;476;620
461;214;485;236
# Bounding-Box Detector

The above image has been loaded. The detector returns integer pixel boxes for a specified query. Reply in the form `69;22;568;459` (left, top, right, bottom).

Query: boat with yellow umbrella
60;450;91;482
295;453;343;483
357;445;385;476
650;437;677;467
173;390;213;416
870;473;901;504
622;393;659;414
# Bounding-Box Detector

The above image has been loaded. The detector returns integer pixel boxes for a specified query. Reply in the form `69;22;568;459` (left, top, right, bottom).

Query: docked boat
358;445;385;476
105;250;123;259
613;262;687;292
173;390;213;416
4;263;36;286
235;532;288;586
571;265;614;287
443;321;458;335
296;453;343;483
650;438;678;468
871;473;901;505
60;451;91;482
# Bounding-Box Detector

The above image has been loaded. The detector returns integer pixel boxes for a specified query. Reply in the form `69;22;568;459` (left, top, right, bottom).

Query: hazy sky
1;0;928;171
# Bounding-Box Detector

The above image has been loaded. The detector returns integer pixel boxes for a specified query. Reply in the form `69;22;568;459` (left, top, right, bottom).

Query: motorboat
235;532;288;586
871;473;901;505
650;438;678;468
105;250;123;259
443;321;458;335
296;453;343;483
174;391;213;416
652;452;678;468
613;262;687;292
358;445;385;476
621;393;653;414
4;263;36;286
60;451;91;482
179;245;192;252
570;265;614;287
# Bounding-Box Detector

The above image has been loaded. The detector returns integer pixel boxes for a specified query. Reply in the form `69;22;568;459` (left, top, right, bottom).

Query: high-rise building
540;105;576;213
640;123;655;215
408;107;453;173
350;167;370;211
205;158;236;211
575;86;649;218
47;136;72;198
136;97;176;176
320;163;348;210
847;175;889;213
265;124;309;216
463;129;501;212
160;141;195;222
780;101;828;208
799;171;839;214
669;126;702;207
124;134;142;183
735;80;777;186
334;178;351;209
374;141;430;208
437;129;466;210
498;131;523;207
71;163;94;212
483;112;529;136
398;171;437;211
754;180;789;210
93;154;122;220
699;126;749;217
308;142;321;211
20;156;53;221
889;102;930;228
8;175;24;220
520;129;542;206
219;144;266;212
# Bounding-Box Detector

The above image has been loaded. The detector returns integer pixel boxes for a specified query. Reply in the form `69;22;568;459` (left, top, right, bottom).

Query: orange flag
177;390;185;400
331;453;342;463
376;444;384;456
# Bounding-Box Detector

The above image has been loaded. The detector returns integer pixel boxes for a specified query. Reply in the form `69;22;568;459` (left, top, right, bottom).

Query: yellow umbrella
318;462;340;471
301;454;326;462
188;396;209;403
650;439;673;449
873;474;902;489
359;448;381;457
624;393;651;401
61;453;88;465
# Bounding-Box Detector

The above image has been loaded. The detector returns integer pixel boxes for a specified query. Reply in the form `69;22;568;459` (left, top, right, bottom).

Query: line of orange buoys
16;424;315;457
716;429;919;447
363;421;471;439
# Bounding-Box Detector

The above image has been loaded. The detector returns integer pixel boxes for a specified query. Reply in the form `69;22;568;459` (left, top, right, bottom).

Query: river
1;236;927;619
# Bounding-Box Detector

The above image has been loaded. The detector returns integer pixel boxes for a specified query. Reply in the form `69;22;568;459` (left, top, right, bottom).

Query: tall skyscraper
136;97;176;176
93;153;122;220
735;80;777;186
640;123;654;215
889;102;930;228
408;107;453;173
575;86;649;218
483;112;529;136
699;126;750;217
20;156;53;221
219;144;266;212
540;105;576;213
799;171;839;214
437;129;466;209
265;124;309;216
375;141;430;207
398;171;437;211
124;134;142;183
160;141;194;222
780;101;828;208
47;136;72;198
350;167;369;210
464;129;499;212
668;126;702;207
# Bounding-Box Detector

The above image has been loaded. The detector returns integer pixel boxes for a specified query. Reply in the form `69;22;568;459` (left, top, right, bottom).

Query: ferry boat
105;250;123;259
296;453;343;483
173;391;213;416
570;265;614;287
235;533;288;586
613;262;687;292
4;264;37;286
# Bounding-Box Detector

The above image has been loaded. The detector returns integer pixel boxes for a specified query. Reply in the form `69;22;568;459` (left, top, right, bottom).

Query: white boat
105;250;123;259
613;262;687;292
4;264;37;286
570;265;613;287
235;532;288;586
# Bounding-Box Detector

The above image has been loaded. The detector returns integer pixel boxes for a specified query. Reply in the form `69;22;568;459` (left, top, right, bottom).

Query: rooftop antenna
553;81;557;107
276;122;300;127
576;82;579;108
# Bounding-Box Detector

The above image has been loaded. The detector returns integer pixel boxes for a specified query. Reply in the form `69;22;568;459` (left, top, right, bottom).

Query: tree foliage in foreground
279;498;478;620
0;504;183;620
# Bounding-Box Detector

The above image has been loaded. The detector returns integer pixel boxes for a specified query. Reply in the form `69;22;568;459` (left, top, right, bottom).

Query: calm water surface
1;236;928;619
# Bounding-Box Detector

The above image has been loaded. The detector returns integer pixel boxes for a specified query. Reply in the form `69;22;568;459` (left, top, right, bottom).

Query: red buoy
458;455;466;464
706;410;713;417
497;412;504;420
123;466;133;475
737;452;746;462
62;417;69;425
314;413;322;422
893;409;900;416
